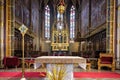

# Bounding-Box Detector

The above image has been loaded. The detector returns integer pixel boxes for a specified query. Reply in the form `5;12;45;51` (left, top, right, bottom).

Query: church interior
0;0;120;80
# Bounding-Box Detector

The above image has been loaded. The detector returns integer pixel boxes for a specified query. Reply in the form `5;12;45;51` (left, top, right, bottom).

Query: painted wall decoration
15;0;22;21
23;0;30;10
31;0;39;34
91;0;106;28
15;0;30;27
81;0;89;37
23;6;30;27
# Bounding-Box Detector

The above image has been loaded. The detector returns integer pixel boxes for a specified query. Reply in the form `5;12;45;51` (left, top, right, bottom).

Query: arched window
57;12;63;30
70;6;75;39
45;5;50;39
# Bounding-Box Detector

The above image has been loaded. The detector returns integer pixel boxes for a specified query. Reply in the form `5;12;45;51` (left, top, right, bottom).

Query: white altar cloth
34;56;86;69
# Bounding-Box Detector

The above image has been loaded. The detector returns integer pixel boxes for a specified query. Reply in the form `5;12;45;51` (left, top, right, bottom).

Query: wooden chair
98;53;115;71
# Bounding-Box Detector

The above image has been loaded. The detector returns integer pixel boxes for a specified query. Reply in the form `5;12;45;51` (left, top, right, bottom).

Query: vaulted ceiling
39;0;81;11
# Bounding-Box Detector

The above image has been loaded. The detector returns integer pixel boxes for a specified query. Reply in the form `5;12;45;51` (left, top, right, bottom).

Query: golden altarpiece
51;28;69;51
51;0;69;52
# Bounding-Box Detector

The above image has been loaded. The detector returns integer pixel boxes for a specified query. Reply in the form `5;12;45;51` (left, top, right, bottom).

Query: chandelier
57;0;65;14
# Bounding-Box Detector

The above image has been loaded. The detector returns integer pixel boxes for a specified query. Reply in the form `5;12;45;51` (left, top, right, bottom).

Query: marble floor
0;65;120;80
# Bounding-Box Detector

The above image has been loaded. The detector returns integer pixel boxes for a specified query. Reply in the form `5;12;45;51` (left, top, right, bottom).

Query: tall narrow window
57;12;63;30
70;6;75;39
45;5;50;39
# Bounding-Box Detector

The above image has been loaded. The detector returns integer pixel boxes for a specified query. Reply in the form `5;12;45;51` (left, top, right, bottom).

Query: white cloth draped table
34;56;86;69
34;56;86;80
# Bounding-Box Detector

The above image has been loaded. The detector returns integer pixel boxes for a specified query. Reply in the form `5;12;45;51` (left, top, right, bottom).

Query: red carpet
74;72;120;78
0;72;120;78
0;72;46;77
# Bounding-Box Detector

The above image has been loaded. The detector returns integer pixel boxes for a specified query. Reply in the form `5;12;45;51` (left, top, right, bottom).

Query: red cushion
25;60;29;63
101;61;112;64
29;60;34;63
25;59;34;63
3;57;19;67
101;57;113;64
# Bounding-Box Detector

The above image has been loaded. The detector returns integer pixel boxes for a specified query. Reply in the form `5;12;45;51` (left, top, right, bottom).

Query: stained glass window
45;5;50;39
57;12;63;30
70;6;75;39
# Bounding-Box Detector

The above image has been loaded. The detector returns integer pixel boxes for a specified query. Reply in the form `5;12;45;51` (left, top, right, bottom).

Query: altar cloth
34;56;86;70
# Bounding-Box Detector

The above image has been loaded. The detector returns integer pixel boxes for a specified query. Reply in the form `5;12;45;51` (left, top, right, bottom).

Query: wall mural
23;0;30;9
15;0;30;27
91;0;106;28
81;0;89;37
31;0;39;34
23;6;30;27
15;0;22;21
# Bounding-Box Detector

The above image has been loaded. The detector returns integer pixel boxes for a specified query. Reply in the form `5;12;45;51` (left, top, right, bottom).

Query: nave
0;0;120;80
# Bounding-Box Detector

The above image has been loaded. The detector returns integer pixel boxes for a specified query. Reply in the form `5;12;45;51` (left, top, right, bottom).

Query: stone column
53;0;57;22
77;1;82;55
0;0;4;67
39;0;42;52
116;0;120;69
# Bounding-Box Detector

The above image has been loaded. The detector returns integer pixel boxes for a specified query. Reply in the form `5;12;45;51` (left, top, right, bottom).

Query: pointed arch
45;5;50;39
70;5;75;39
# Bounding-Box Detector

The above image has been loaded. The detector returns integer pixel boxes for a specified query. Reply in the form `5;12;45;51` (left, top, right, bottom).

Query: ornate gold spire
57;0;65;14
